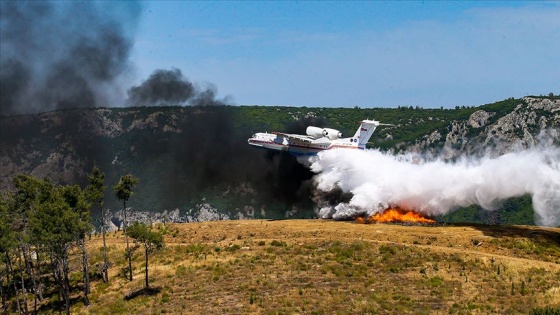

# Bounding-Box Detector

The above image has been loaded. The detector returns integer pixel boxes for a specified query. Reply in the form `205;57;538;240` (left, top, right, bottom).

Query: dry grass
68;220;560;314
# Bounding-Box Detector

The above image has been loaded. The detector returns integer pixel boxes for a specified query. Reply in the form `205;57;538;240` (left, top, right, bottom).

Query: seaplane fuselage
248;119;386;156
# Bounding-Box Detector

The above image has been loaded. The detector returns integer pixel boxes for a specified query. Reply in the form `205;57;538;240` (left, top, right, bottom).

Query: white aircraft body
248;119;389;156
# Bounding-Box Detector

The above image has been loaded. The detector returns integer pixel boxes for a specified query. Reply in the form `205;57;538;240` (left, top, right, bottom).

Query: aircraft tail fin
352;120;389;149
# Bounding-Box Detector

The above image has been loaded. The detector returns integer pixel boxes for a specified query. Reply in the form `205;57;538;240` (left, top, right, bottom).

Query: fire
356;207;435;224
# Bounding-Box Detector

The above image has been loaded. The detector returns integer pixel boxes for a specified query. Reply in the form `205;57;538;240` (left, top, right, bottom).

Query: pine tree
61;184;92;306
0;192;18;313
12;174;53;314
29;184;83;315
126;222;164;288
114;174;139;281
87;167;108;282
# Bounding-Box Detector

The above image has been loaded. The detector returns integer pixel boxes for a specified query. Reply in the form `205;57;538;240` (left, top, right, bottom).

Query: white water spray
310;146;560;226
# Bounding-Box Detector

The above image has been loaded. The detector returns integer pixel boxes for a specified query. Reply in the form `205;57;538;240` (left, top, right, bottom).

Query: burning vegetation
356;207;436;224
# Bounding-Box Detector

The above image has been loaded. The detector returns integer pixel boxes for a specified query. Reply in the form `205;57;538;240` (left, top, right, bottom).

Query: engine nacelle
306;126;342;140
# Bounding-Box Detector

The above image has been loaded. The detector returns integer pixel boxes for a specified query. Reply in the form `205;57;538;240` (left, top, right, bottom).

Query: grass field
69;220;560;314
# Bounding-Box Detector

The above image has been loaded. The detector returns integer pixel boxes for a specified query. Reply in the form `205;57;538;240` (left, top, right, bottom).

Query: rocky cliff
408;97;559;157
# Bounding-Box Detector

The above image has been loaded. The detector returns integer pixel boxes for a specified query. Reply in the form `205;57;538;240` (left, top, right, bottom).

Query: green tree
61;184;92;306
86;167;108;282
0;192;18;313
126;222;164;288
29;184;83;315
11;174;53;314
113;174;139;281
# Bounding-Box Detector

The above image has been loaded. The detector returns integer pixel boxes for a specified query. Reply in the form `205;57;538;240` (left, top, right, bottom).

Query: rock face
468;110;495;128
410;97;559;158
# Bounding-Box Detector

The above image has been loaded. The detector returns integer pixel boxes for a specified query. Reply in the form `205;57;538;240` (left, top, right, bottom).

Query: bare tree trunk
144;247;149;288
49;255;62;315
34;249;43;301
22;245;39;314
16;247;28;315
0;273;5;315
5;253;21;315
61;256;70;315
123;201;132;281
1;255;7;315
101;208;109;282
0;278;5;315
80;239;90;306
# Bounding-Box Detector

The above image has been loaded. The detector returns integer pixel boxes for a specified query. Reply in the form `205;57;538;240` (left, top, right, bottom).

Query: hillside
1;96;559;225
71;220;560;314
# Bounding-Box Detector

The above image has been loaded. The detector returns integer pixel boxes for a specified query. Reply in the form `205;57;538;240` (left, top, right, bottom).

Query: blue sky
131;1;559;108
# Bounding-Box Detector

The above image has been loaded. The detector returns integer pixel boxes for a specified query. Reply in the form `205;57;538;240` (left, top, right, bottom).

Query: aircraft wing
273;132;314;143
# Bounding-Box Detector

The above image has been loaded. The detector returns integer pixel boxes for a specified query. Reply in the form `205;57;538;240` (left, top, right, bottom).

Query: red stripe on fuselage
249;139;363;152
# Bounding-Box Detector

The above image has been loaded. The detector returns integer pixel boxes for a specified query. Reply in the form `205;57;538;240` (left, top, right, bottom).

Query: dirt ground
79;219;560;314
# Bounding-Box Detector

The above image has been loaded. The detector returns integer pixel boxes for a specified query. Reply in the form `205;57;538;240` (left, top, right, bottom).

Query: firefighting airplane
248;119;392;156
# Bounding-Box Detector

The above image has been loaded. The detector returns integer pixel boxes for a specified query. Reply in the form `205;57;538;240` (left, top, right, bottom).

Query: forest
0;169;162;314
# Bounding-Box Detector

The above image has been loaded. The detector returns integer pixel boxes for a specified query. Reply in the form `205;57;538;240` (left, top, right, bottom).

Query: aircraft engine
306;126;343;140
322;128;343;140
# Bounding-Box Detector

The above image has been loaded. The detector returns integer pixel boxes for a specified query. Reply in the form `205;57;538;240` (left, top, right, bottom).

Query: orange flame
357;207;435;224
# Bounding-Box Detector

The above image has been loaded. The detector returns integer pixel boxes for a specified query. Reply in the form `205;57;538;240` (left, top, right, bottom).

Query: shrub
270;240;287;247
226;244;241;252
379;244;396;255
531;307;560;315
175;265;188;277
428;276;443;287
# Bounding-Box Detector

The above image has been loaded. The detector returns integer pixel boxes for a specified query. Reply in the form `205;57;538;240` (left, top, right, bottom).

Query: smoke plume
259;116;329;205
135;111;323;212
310;145;560;226
0;1;317;217
127;68;227;107
0;1;141;116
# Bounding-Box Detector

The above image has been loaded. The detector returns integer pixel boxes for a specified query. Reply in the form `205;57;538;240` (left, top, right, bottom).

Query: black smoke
255;116;329;206
127;69;194;106
125;68;323;211
127;68;226;107
152;108;247;201
134;109;327;213
283;116;328;134
0;0;325;216
0;1;142;116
